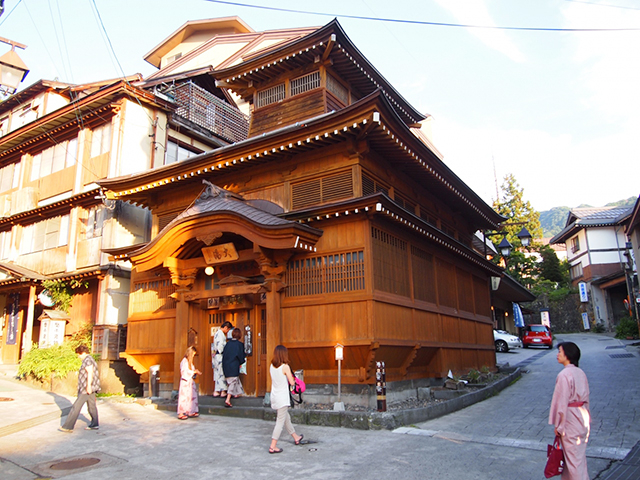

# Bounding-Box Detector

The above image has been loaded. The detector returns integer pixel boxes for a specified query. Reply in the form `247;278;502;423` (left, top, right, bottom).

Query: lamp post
333;343;345;411
0;36;29;96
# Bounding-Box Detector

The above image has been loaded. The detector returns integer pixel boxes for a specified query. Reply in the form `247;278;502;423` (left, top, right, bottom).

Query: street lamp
497;237;513;257
333;343;345;411
516;227;532;247
0;36;29;96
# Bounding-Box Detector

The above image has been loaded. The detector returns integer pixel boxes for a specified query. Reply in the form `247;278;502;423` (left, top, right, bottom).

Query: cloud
433;0;525;62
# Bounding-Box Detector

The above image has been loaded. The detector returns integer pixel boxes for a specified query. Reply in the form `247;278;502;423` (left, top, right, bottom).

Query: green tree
492;173;542;247
538;245;568;284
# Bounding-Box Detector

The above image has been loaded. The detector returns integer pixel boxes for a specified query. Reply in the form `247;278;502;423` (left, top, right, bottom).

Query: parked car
493;329;522;353
523;324;553;349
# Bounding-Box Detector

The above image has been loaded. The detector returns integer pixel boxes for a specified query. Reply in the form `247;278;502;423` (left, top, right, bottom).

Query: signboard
581;312;590;330
202;242;239;264
207;297;220;309
578;282;589;303
6;294;19;345
540;310;550;328
38;319;66;347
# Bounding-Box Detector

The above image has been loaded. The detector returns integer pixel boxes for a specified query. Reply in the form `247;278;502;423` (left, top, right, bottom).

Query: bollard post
376;361;387;412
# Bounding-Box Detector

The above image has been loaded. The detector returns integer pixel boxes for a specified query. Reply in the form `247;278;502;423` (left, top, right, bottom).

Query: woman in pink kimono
549;341;590;479
178;346;201;420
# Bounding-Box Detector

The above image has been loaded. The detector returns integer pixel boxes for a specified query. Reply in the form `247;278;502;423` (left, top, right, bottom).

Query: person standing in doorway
213;321;233;397
549;341;590;479
59;345;100;432
222;328;245;408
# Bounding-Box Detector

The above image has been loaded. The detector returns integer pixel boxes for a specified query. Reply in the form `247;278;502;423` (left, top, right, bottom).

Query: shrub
615;317;639;339
18;342;81;382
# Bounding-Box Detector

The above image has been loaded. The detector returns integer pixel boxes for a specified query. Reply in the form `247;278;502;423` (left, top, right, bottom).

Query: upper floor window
326;74;349;105
570;237;580;254
256;83;285;109
0;162;20;193
164;139;200;166
290;71;320;97
570;263;583;279
20;214;69;254
79;206;104;240
0;116;9;137
0;230;11;260
90;123;112;158
30;138;78;181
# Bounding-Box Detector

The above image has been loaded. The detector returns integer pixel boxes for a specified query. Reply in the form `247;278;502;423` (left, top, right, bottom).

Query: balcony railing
168;82;249;144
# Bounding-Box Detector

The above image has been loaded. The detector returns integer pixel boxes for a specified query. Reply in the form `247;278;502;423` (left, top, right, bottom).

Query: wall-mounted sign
207;297;220;309
540;309;550;328
578;282;589;303
581;312;590;330
202;243;239;264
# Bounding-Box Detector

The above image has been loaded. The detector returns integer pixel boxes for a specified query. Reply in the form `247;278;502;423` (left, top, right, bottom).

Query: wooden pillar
23;285;36;353
167;258;198;391
257;248;290;392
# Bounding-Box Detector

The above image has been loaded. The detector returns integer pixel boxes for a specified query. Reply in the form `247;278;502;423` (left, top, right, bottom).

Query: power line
0;0;21;27
564;0;640;11
204;0;640;32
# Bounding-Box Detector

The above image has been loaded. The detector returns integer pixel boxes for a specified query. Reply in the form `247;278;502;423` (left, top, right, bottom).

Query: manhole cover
50;458;101;470
609;353;635;359
605;345;626;349
0;397;14;401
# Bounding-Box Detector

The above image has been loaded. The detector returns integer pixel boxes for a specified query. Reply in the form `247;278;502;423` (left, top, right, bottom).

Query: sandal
268;447;283;454
224;402;232;408
188;413;199;418
294;434;304;445
213;392;220;397
177;414;188;420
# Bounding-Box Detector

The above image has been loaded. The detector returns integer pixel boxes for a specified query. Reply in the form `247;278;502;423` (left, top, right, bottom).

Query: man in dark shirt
59;344;100;432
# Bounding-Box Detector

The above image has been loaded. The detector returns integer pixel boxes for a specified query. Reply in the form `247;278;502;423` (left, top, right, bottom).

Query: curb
154;368;522;430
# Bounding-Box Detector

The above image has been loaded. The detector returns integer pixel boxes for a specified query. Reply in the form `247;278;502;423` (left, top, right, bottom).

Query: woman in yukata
549;341;590;479
177;346;201;420
212;321;233;397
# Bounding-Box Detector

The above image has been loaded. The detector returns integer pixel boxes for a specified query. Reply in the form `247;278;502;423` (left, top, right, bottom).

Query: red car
523;324;553;349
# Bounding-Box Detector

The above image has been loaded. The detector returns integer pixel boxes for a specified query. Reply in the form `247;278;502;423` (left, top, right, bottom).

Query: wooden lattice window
362;173;388;196
436;258;457;308
256;83;285;108
129;279;176;314
411;246;436;303
290;71;321;96
286;250;365;297
371;227;410;297
327;73;349;105
291;171;353;209
158;212;180;232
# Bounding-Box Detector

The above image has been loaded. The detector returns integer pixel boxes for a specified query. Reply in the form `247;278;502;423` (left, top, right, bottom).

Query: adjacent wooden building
99;18;507;400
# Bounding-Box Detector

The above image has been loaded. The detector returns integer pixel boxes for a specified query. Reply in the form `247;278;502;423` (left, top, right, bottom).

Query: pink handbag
544;436;565;478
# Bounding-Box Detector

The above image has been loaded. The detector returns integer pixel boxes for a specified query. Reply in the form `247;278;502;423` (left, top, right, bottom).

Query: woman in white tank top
268;345;303;453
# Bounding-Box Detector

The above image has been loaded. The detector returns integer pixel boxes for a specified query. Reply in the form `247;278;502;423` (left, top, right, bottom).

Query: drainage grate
609;353;635;359
50;458;101;470
605;345;626;349
0;397;14;402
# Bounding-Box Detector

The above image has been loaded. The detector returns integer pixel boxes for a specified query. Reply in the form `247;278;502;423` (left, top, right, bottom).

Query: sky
1;0;638;213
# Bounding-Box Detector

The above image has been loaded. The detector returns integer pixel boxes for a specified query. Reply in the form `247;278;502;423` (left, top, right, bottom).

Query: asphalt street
0;332;638;480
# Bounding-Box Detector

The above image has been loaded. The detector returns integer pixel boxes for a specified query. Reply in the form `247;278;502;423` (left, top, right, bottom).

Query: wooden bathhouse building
97;17;508;401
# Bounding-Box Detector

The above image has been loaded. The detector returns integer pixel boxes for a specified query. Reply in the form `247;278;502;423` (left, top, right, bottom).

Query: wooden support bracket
399;344;421;377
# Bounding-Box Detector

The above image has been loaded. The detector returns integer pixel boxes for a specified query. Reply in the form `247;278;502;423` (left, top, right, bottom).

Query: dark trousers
62;392;99;430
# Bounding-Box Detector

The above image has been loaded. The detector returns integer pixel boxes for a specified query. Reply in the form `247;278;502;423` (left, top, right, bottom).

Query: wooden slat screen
436;258;457;308
290;71;321;97
411;245;436;303
456;270;475;313
291;170;353;210
327;73;349;105
256;83;286;108
129;279;176;314
372;227;410;297
158;212;179;232
362;173;388;196
286;250;365;297
473;275;491;316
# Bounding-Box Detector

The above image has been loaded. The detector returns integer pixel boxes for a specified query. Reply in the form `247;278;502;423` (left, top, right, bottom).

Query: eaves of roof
0;81;174;162
0;79;73;116
493;273;536;303
0;188;100;229
212;18;425;126
626;197;640;234
284;191;504;277
551;212;632;245
100;89;503;230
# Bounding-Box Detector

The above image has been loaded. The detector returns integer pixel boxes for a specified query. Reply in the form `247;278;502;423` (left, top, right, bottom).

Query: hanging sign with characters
202;243;239;265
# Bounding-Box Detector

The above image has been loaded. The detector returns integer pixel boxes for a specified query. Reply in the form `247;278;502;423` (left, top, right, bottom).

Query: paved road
0;333;638;479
